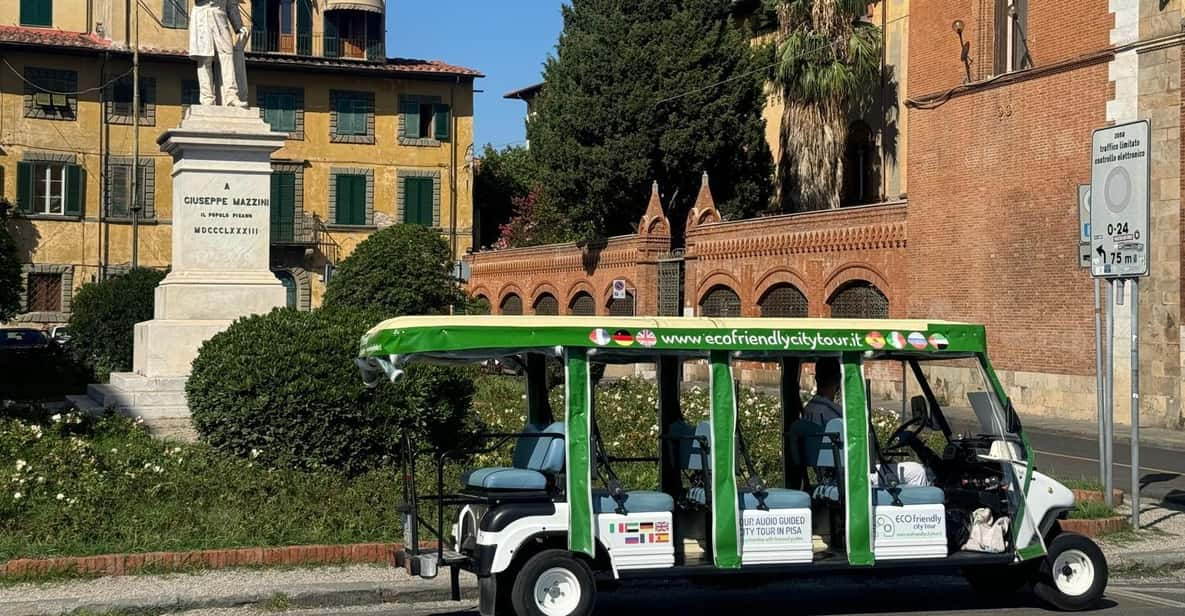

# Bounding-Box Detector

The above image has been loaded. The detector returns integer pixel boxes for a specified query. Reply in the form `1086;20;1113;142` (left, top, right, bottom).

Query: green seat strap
709;351;741;569
565;348;595;556
842;351;874;566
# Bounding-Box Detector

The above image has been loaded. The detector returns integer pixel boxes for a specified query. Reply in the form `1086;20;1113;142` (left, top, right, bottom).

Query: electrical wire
2;58;133;96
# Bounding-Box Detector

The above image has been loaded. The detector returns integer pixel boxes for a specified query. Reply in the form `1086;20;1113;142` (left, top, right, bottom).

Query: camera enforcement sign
1090;120;1150;278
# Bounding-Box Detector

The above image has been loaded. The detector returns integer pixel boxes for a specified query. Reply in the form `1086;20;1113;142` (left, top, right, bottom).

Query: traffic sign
612;279;627;299
1079;184;1091;268
1090;120;1150;278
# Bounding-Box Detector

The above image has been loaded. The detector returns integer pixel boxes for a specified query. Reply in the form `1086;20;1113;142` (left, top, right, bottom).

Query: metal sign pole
1104;280;1114;507
1093;278;1105;486
1130;278;1140;529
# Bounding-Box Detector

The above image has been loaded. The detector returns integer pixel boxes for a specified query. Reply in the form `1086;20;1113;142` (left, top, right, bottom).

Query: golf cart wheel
511;549;596;616
962;561;1039;594
1034;533;1108;611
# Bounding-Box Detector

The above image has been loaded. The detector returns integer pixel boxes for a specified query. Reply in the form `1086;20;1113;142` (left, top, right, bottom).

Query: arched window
842;121;878;206
500;293;523;315
274;270;297;309
471;295;491;315
700;285;741;317
607;292;635;316
828;281;888;319
534;293;559;316
759;284;808;318
569;292;596;316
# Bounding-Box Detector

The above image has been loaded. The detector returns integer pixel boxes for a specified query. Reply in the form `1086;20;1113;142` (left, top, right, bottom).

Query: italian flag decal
565;349;595;557
709;351;741;569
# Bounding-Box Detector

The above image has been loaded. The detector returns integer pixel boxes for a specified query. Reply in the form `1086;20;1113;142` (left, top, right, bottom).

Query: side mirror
910;395;928;421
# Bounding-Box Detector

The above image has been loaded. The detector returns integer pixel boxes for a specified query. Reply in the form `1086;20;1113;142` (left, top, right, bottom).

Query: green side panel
709;351;741;569
64;164;82;217
434;104;451;142
1018;542;1046;561
16;161;32;213
842;351;874;566
565;349;595;556
297;0;313;56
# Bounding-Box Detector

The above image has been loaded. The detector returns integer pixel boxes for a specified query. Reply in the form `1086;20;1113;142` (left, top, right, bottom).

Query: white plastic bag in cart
962;507;1010;553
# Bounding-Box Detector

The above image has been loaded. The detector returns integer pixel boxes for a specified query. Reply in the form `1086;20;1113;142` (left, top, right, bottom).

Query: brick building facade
469;0;1185;430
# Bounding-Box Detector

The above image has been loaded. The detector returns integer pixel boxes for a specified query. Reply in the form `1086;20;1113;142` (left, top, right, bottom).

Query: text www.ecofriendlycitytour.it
657;330;863;350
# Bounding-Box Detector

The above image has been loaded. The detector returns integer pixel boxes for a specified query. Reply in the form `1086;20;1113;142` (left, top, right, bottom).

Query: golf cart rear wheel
511;549;596;616
1034;533;1108;611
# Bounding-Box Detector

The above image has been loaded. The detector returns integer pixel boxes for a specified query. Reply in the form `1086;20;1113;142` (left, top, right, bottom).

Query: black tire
511;549;597;616
962;561;1039;594
1034;533;1109;611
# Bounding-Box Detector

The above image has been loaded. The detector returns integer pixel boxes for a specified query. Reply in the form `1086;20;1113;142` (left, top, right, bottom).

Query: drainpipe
131;0;140;269
100;52;110;279
449;77;458;258
879;0;887;202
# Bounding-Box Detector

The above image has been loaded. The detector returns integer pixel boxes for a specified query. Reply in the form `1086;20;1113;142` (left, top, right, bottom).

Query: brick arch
495;283;525;316
565;281;596;308
469;285;493;303
754;267;810;305
529;282;561;307
695;270;745;307
823;263;892;304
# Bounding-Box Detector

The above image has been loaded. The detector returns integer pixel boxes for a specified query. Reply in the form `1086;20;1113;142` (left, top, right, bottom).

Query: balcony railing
249;31;384;62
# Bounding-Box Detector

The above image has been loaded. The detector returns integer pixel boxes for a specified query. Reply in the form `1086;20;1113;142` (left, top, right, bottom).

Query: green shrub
68;268;165;377
323;225;465;315
187;306;477;474
0;216;20;322
0;411;405;561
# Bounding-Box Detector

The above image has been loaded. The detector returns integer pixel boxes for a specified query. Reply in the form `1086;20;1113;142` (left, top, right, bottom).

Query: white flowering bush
0;409;402;561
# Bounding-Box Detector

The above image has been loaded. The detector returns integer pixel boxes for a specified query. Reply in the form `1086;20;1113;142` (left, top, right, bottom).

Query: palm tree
768;0;882;211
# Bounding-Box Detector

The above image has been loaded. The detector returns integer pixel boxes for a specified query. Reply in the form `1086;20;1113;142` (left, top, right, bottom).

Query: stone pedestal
70;106;288;436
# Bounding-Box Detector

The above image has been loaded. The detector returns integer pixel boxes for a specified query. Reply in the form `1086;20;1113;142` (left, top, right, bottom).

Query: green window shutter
64;164;83;217
16;161;33;213
270;172;296;241
334;175;348;224
336;174;364;225
279;94;296;132
350;97;368;135
405;178;433;226
351;175;366;225
296;0;313;55
22;0;52;27
336;94;363;135
108;163;129;217
433;104;451;142
402;96;421;139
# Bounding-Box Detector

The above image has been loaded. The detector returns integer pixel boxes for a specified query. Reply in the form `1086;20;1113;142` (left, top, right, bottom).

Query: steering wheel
883;416;928;455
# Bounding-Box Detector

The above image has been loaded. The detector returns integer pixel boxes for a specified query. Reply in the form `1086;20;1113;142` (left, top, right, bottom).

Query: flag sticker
589;329;612;346
865;331;886;350
929;333;950;350
907;332;928;350
887;331;906;349
636;329;657;348
612;330;635;346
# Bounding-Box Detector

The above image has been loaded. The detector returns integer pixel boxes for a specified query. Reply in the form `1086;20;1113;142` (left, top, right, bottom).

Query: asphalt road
178;575;1185;616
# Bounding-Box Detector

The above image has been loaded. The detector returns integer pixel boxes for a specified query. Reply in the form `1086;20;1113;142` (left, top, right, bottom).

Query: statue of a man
189;0;249;107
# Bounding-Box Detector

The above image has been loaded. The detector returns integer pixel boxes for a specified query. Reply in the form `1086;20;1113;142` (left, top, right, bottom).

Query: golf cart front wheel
1034;533;1109;611
511;549;596;616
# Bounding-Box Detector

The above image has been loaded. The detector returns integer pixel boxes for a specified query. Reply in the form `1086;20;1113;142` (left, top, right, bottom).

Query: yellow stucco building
1;0;480;325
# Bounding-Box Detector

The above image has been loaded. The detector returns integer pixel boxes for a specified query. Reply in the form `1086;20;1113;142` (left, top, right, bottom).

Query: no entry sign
1090;120;1150;278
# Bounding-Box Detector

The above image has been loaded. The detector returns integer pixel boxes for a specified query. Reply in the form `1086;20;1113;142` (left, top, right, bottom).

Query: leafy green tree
68;268;166;377
323;224;465;316
0;211;21;322
528;0;773;241
474;144;542;248
767;0;882;211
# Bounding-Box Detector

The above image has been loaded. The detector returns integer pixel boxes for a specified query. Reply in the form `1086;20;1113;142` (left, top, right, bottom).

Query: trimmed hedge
187;307;477;474
68;268;165;377
323;225;465;315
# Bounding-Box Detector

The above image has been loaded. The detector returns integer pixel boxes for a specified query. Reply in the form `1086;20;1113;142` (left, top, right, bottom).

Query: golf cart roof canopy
356;316;987;385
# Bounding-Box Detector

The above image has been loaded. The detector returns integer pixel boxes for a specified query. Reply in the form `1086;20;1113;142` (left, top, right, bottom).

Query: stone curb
1;578;478;616
1;543;403;578
1110;549;1185;573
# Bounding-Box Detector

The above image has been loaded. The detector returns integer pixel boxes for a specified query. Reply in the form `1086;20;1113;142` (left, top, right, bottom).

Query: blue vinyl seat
592;490;675;513
461;422;565;491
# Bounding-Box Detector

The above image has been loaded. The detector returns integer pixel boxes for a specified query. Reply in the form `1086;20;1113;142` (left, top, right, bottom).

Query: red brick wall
906;0;1114;375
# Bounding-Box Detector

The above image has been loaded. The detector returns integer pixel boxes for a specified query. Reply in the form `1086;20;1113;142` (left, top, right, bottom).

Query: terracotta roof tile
0;25;110;51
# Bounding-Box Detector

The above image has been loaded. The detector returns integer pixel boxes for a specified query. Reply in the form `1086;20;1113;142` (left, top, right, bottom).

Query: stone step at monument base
66;373;197;441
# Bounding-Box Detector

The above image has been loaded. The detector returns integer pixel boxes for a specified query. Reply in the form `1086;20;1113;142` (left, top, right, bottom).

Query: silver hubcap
533;567;582;616
1052;549;1096;597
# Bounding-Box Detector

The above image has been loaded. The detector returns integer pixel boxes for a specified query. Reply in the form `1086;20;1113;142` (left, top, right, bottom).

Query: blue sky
388;2;566;150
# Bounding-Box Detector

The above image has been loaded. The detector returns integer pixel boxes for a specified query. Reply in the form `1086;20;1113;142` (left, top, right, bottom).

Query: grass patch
261;592;292;612
1060;477;1105;492
1068;500;1118;520
1098;525;1170;546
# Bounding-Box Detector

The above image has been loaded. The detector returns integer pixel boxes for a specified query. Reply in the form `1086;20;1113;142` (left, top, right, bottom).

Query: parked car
0;328;51;352
49;325;71;346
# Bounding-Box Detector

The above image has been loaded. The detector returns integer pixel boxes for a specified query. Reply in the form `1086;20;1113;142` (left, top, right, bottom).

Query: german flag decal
612;330;634;346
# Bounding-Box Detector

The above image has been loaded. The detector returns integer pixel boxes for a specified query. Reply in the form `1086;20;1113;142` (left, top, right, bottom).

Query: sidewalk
1100;498;1185;574
0;565;476;616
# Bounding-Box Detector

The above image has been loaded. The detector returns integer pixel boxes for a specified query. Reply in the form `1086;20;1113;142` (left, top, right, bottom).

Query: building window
162;0;188;28
534;294;559;316
829;281;888;319
252;0;313;55
994;0;1031;74
106;158;155;220
330;90;374;144
26;273;62;312
324;8;382;60
759;284;808;318
608;292;635;317
842;121;877;206
403;177;434;226
16;160;82;217
500;294;523;316
20;0;52;27
23;67;77;121
399;95;450;146
570;292;595;316
181;79;200;107
107;77;156;126
258;87;304;138
332;173;368;226
271;171;297;242
700;285;741;317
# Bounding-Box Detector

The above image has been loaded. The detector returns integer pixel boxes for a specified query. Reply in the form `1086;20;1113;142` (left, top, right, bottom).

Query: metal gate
657;250;685;317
